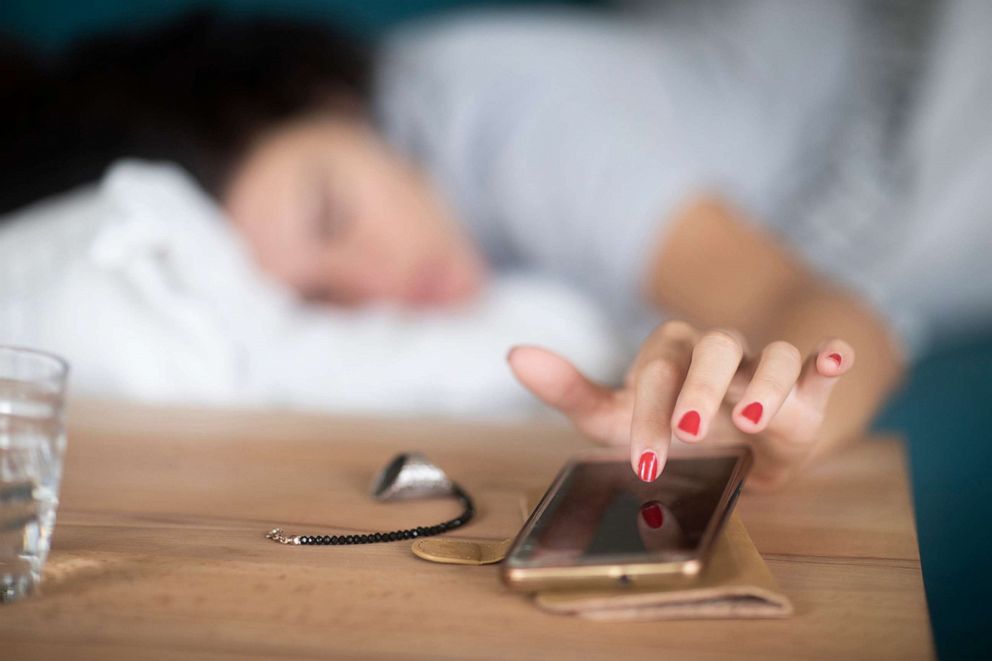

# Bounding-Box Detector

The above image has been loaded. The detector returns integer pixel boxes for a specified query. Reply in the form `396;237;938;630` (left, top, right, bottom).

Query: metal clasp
265;528;299;545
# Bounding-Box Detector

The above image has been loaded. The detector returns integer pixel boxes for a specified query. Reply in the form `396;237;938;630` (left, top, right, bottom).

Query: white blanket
0;161;626;417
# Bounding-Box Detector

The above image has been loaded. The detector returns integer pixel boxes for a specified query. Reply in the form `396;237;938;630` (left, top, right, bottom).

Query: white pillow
0;160;626;418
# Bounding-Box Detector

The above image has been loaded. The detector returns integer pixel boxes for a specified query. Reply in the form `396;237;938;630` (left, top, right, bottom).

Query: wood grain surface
0;399;933;660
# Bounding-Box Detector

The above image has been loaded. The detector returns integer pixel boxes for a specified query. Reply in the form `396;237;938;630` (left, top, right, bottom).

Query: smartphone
501;445;752;592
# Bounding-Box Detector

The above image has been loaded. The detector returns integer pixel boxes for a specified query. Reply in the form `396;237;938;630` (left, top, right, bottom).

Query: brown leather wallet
411;493;792;621
533;513;792;620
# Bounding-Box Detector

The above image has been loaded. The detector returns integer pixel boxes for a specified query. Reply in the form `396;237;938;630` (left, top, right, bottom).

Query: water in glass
0;348;68;603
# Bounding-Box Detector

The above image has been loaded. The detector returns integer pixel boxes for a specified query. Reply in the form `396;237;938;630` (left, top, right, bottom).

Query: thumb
507;345;621;440
507;345;611;412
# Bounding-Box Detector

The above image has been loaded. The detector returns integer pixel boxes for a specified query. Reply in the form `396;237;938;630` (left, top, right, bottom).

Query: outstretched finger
795;339;855;412
507;345;627;444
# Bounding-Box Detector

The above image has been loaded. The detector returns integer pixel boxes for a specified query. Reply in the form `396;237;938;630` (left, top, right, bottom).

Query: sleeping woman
4;1;989;488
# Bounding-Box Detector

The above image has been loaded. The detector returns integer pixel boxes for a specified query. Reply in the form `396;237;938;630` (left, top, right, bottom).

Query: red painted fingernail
677;410;700;436
640;501;664;529
742;401;763;424
638;451;659;482
827;352;842;366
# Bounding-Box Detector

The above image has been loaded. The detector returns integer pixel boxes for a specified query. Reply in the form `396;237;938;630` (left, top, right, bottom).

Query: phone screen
513;455;745;566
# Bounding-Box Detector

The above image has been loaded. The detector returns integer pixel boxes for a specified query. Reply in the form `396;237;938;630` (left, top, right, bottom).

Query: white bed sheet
0;161;627;418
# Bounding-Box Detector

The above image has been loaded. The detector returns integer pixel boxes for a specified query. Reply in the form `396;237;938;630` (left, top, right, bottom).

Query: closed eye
300;285;361;308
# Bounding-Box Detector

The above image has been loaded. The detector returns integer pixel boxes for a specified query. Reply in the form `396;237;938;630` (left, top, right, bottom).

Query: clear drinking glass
0;346;69;603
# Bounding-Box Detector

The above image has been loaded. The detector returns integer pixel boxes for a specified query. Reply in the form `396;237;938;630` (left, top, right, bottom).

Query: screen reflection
523;457;737;564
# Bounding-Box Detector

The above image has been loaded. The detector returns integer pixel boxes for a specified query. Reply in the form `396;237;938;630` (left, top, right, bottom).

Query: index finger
629;355;689;481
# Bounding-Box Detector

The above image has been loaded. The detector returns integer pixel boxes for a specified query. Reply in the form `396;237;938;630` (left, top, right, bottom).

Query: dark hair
0;10;371;215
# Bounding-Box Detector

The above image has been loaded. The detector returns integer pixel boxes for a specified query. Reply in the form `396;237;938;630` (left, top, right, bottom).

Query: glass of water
0;346;69;603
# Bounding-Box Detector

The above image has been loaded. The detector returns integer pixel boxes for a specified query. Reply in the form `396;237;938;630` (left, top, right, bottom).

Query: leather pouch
412;494;792;621
532;513;792;621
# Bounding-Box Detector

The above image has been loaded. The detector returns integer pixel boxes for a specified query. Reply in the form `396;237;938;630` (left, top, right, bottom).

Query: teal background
0;0;592;50
871;333;992;660
2;1;991;657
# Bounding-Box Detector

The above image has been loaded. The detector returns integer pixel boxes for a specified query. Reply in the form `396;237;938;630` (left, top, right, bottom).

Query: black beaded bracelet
266;485;474;546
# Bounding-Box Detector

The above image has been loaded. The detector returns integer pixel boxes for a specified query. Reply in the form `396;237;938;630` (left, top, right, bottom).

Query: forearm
644;196;907;456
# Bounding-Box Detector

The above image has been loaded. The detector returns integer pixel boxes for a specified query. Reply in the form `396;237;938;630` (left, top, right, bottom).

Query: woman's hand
507;321;854;489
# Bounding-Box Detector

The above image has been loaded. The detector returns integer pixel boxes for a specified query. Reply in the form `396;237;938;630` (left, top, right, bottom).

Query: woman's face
223;114;487;307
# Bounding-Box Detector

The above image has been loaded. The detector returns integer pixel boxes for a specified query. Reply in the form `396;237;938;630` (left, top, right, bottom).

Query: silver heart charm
369;452;455;501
